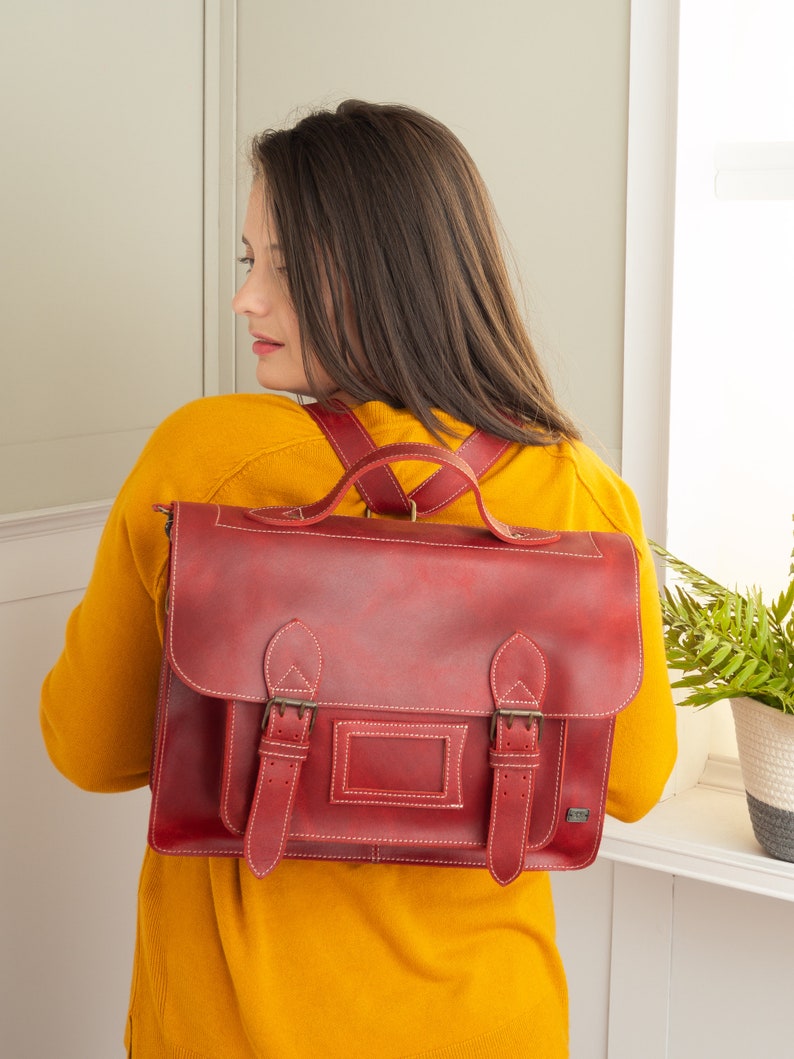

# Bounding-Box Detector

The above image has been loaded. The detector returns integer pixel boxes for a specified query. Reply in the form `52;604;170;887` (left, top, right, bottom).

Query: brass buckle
262;697;318;733
365;500;417;521
490;709;544;744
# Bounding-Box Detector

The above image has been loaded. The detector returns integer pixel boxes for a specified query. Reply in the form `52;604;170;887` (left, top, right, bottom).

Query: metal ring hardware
365;500;417;521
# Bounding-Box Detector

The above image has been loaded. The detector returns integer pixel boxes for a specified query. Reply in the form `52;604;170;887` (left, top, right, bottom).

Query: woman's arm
606;533;678;821
40;490;168;792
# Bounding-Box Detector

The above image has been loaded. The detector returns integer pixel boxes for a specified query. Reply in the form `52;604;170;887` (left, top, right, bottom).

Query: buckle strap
486;633;548;886
243;620;323;878
486;714;542;885
244;699;315;878
488;748;541;769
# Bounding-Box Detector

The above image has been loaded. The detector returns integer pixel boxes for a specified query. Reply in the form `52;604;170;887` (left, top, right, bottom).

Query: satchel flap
164;502;642;720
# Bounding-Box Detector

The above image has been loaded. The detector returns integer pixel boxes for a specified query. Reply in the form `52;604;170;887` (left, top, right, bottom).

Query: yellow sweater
41;395;676;1058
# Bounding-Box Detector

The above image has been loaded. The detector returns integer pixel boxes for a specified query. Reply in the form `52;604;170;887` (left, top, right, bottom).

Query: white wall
232;0;633;467
0;0;204;514
1;2;204;1054
555;861;794;1059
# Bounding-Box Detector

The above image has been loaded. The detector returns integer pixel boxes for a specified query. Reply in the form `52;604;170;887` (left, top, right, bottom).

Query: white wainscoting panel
1;518;149;1058
552;858;614;1059
667;876;794;1058
607;864;673;1059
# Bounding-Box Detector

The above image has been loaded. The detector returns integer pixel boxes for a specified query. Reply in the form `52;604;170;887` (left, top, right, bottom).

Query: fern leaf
772;581;794;624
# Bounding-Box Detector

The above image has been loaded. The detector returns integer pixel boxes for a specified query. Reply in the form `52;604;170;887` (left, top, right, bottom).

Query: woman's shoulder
547;439;646;538
492;437;647;543
147;393;317;452
140;393;326;474
116;393;330;511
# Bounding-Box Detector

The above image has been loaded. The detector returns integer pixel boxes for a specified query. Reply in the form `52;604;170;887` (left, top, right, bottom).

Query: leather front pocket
330;720;467;809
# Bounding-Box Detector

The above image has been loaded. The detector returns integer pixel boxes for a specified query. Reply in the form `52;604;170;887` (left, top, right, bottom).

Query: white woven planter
731;696;794;862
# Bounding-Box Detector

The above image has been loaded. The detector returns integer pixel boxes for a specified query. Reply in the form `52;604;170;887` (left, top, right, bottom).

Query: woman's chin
255;364;306;395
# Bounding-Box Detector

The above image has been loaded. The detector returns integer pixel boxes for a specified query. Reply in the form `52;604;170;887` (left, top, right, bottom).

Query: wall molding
621;0;681;547
0;500;112;543
0;501;110;604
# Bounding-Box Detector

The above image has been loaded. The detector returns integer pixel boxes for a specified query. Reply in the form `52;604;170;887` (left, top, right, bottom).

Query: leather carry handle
305;402;512;518
247;443;560;547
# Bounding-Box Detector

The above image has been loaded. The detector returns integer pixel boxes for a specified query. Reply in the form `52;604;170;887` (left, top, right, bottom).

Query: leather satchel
148;418;643;886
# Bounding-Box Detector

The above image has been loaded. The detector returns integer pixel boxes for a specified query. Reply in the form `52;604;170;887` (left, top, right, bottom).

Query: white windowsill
600;780;794;902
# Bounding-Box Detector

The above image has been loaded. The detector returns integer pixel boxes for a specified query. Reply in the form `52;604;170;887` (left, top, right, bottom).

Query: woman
41;100;676;1057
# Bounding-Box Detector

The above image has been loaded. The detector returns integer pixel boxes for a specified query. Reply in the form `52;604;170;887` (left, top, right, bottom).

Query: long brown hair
250;100;580;445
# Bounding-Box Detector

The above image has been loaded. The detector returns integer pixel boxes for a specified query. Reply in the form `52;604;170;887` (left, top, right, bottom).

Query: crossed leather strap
304;401;512;517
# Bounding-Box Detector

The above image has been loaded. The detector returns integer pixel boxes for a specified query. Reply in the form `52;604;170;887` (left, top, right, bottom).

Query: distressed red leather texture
148;442;643;885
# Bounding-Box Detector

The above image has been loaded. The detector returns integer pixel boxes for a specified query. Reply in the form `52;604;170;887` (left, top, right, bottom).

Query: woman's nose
232;272;267;317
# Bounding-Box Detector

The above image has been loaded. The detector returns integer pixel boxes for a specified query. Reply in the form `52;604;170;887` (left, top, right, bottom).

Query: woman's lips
251;334;283;356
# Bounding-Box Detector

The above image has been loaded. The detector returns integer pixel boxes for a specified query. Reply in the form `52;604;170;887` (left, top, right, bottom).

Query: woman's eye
237;256;254;274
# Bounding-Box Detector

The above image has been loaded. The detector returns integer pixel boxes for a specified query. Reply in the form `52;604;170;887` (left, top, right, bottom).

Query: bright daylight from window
667;0;794;757
669;0;794;597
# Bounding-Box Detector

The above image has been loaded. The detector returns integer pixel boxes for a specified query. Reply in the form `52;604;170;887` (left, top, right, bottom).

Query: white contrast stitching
412;438;510;515
487;717;536;885
245;708;313;877
264;619;323;699
339;409;409;511
525;728;565;849
329;721;467;808
491;632;548;708
215;517;602;557
220;700;245;836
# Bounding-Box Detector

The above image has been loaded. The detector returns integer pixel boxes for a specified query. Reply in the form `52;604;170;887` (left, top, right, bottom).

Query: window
669;0;794;595
624;0;794;781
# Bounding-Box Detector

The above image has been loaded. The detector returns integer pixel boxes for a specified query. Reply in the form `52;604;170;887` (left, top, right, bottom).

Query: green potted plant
651;527;794;861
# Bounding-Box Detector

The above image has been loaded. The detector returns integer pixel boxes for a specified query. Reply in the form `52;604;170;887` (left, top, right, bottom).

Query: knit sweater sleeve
40;473;168;792
605;528;677;821
568;448;677;823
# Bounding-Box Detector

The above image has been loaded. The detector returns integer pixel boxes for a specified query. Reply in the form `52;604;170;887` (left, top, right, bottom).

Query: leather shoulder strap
408;428;512;515
305;402;512;517
304;402;412;516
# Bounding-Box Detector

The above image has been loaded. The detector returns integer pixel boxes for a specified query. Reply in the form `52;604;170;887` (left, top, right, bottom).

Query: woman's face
232;184;339;398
